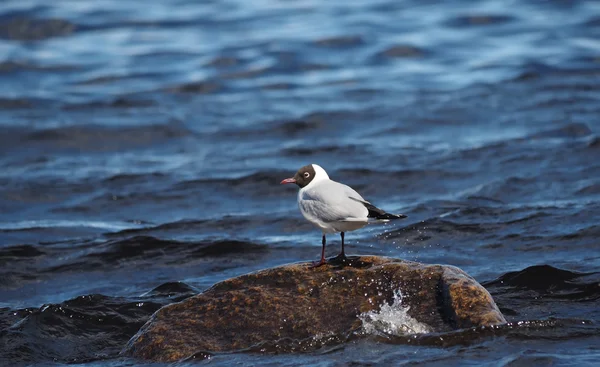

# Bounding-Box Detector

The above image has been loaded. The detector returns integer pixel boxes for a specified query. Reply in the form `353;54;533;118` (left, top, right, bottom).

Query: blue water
1;0;600;365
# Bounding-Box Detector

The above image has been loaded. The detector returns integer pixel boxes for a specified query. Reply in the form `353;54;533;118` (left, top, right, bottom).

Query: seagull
281;164;407;267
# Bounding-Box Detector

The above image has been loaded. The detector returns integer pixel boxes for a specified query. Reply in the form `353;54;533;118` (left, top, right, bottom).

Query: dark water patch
261;82;299;90
0;244;44;260
75;17;204;33
521;96;600;111
234;319;599;356
511;64;600;84
510;63;565;82
62;97;156;110
142;281;199;300
209;110;356;140
0;245;45;286
41;259;106;275
378;203;600;272
108;219;211;237
273;119;322;134
558;225;600;242
336;168;468;198
0;178;98;208
485;266;600;320
79;191;190;214
0;222;109;246
503;211;550;225
526;122;593;139
82;236;269;266
0;240;96;286
0;291;186;364
221;66;271;80
265;114;336;136
0;98;33;109
190;240;268;258
243;333;352;354
528;77;600;93
343;87;385;99
337;168;465;181
374;44;427;60
483;265;596;291
0;61;78;73
297;63;331;71
381;216;498;249
313;35;364;48
17;122;193;152
584;15;600;27
576;183;600;195
105;216;314;243
0;271;39;289
381;319;598;347
0;16;76;40
282;144;370;157
468;176;553;203
75;71;168;86
205;56;244;68
464;195;505;205
172;170;294;200
166;79;224;94
402;217;495;236
445;14;515;28
588;136;600;148
0;235;270;284
104;172;167;184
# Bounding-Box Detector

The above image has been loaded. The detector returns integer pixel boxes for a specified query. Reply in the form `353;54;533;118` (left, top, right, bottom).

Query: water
1;0;600;365
360;290;432;336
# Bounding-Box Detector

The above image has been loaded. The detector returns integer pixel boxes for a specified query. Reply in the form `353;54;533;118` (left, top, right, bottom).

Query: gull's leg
334;231;347;260
311;234;327;267
330;232;348;263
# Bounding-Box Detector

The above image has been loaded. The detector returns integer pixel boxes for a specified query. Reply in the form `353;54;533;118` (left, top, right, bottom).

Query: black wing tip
376;213;407;220
348;196;408;221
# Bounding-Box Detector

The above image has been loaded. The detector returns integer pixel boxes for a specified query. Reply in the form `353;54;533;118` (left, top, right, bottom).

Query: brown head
280;164;327;188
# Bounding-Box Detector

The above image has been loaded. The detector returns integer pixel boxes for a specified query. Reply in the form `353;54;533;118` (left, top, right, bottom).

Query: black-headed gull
281;163;406;266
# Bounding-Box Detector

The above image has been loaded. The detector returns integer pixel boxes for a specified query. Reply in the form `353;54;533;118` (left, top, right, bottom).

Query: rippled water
1;0;600;365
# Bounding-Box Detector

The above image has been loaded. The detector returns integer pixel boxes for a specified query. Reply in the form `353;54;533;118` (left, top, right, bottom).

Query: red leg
311;234;327;267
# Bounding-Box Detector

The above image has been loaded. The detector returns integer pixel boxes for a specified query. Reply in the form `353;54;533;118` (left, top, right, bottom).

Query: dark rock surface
124;256;506;362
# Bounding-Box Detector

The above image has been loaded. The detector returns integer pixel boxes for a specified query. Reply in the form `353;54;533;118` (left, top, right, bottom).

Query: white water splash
359;290;431;336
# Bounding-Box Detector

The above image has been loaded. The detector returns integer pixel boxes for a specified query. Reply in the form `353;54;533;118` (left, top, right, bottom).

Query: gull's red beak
280;177;296;185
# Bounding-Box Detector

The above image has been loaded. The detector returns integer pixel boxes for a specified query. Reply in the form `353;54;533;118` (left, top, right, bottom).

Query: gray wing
299;180;369;223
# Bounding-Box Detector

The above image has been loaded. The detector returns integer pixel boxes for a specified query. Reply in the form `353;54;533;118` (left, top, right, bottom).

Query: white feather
298;165;369;234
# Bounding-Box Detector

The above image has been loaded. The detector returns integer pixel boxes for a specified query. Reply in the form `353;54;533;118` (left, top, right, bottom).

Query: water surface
1;0;600;365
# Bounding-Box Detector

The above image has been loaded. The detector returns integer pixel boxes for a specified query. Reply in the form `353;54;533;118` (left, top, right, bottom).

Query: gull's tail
349;197;408;221
370;211;407;220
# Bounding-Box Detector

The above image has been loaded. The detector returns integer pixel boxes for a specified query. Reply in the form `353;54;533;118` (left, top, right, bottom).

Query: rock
123;256;506;362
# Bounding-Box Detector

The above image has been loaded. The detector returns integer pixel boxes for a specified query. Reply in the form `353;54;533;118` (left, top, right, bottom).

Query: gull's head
280;163;330;188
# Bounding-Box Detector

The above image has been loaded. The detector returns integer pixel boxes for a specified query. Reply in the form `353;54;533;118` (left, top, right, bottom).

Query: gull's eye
303;172;310;178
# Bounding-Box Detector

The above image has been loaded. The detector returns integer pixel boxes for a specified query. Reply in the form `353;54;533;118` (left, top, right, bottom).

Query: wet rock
124;256;506;362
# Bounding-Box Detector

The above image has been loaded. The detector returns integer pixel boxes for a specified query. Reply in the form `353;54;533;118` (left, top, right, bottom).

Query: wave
0;290;183;364
484;265;600;299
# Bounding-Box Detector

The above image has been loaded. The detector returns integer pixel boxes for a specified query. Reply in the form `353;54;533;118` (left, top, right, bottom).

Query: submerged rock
124;256;506;362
